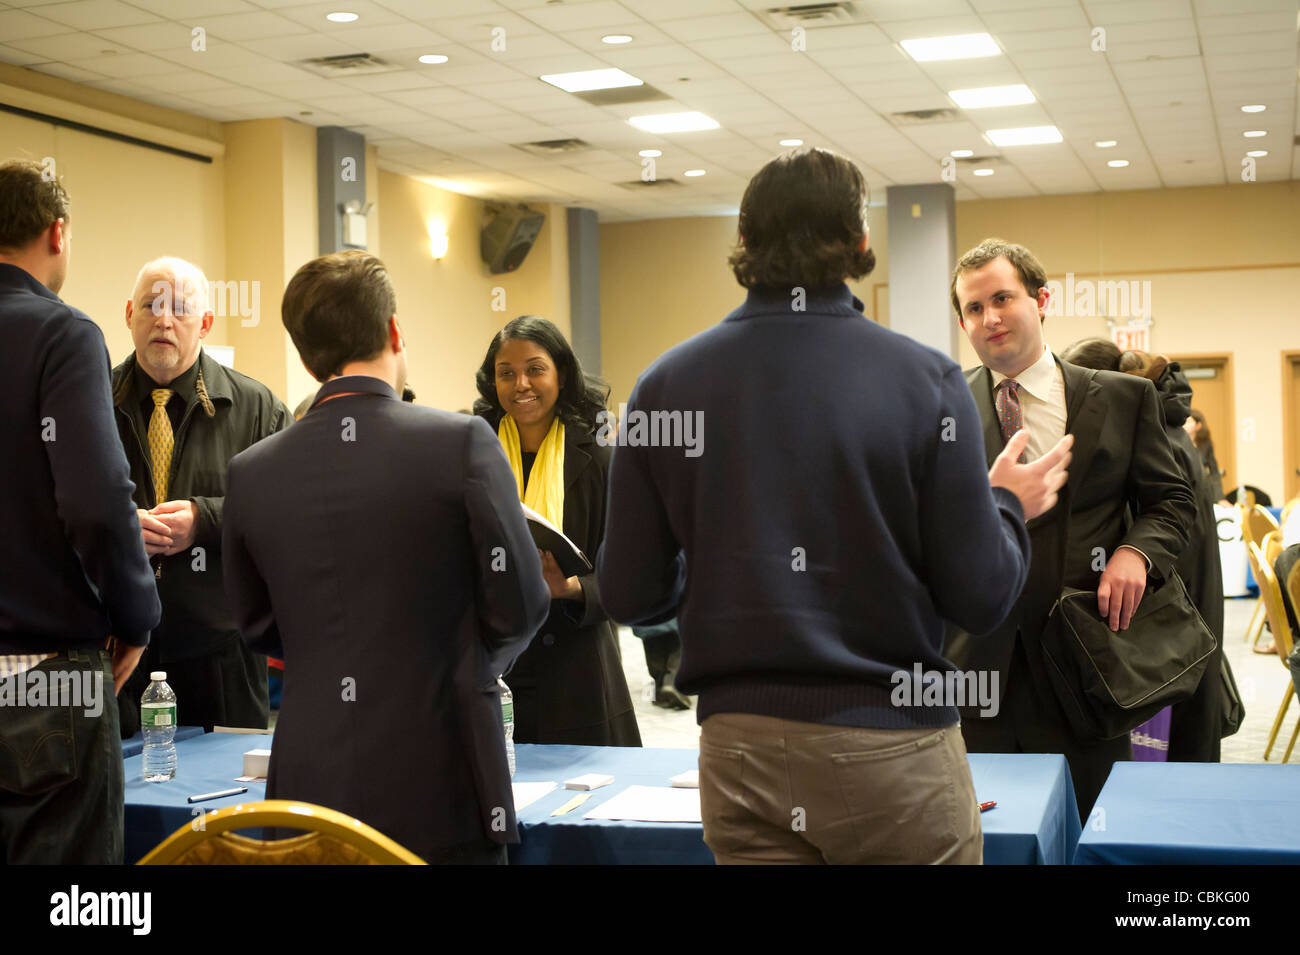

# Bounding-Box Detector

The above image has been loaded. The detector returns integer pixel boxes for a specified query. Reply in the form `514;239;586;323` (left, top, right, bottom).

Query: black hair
728;147;875;289
1060;337;1121;371
473;315;609;432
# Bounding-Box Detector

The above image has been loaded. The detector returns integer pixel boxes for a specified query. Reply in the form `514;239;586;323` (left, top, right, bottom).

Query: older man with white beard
112;257;291;735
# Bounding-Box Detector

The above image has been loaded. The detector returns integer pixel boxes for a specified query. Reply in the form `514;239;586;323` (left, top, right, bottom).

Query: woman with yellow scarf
473;316;641;747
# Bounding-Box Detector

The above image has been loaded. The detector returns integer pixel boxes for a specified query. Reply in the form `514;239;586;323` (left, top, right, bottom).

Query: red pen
979;801;997;812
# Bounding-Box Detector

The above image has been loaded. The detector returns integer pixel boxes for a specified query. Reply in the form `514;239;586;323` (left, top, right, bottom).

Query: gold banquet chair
1246;543;1298;763
1241;504;1282;645
1283;559;1300;763
137;800;427;865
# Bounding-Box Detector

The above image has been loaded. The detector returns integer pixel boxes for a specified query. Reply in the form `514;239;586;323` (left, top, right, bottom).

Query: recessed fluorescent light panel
1246;149;1268;157
1107;160;1129;167
949;84;1035;108
972;168;994;176
1095;140;1117;148
950;149;973;157
986;126;1062;146
901;33;1000;62
602;34;633;44
627;112;719;133
540;68;643;93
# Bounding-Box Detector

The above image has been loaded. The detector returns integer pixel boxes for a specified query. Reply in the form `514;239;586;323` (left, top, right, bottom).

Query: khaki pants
699;713;982;865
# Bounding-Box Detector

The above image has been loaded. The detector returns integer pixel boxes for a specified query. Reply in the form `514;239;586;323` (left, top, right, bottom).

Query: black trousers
959;635;1131;824
1167;641;1223;762
119;636;269;737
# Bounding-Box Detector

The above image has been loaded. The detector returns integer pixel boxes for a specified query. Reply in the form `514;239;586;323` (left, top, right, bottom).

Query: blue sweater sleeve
918;365;1030;635
596;383;686;625
41;315;160;646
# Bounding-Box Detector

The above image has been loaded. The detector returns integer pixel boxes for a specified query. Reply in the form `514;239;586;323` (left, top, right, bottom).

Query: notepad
583;785;701;823
522;503;592;577
512;781;557;811
564;773;614;791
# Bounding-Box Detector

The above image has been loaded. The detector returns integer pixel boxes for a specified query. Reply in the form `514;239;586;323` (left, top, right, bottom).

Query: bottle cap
151;671;167;682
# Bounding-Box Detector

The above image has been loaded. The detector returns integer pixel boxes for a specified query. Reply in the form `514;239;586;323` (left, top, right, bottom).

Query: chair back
1264;530;1283;565
1249;542;1295;662
137;800;427;865
1243;503;1280;547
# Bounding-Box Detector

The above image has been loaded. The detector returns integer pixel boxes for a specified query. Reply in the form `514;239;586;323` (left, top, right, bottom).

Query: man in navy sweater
598;149;1071;864
0;160;160;863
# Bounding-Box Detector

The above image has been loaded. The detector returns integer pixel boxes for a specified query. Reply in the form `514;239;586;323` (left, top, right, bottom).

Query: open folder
521;502;592;578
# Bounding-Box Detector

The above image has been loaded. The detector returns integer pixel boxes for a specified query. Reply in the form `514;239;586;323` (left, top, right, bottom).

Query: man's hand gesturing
988;430;1073;521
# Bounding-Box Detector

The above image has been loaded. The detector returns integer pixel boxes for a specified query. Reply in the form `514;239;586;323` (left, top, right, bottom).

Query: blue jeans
0;649;123;864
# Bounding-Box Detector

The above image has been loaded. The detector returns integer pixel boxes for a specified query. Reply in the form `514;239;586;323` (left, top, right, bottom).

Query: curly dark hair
473;315;609;432
727;147;875;289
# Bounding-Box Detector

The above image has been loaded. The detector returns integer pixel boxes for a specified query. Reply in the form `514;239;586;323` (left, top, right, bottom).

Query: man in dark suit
222;250;550;863
945;238;1196;822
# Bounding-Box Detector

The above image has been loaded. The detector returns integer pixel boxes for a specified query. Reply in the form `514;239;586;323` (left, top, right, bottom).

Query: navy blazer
222;376;550;855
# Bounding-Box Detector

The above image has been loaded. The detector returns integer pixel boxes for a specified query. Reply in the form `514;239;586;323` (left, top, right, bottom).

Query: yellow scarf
497;414;566;528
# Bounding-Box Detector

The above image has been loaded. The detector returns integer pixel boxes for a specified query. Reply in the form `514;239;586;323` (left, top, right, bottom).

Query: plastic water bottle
499;677;515;778
141;671;177;782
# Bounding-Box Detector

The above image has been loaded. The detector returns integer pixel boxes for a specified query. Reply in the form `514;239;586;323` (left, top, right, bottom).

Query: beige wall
599;213;890;411
377;168;569;414
0;69;226;364
598;182;1300;497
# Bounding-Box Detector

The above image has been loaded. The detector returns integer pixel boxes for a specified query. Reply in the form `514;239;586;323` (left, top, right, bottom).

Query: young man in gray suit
222;250;549;863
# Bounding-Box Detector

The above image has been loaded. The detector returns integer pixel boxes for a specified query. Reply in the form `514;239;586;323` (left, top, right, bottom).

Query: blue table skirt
123;735;1079;865
120;726;205;758
1075;763;1300;864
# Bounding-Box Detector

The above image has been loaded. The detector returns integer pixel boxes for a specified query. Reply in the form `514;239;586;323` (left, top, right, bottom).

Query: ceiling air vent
760;2;866;30
617;178;684;190
299;53;397;77
890;108;962;126
513;138;593;157
954;154;1002;166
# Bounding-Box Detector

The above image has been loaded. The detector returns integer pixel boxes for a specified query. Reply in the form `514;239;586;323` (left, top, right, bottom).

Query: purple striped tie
995;379;1028;463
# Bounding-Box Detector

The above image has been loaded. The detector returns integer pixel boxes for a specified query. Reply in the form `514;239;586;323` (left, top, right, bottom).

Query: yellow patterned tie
148;388;174;505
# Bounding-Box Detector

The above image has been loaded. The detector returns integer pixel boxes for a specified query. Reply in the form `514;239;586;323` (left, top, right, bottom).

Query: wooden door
1168;353;1234;495
1284;351;1300;503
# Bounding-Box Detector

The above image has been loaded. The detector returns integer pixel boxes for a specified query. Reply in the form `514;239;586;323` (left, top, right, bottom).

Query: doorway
1169;353;1235;496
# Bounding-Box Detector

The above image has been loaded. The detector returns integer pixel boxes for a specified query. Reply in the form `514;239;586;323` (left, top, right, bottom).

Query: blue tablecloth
1075;762;1300;864
123;731;272;864
120;726;205;758
512;745;1080;866
123;734;1079;865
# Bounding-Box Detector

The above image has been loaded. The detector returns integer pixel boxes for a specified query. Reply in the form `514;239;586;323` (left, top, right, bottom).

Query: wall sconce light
430;231;449;260
340;199;374;248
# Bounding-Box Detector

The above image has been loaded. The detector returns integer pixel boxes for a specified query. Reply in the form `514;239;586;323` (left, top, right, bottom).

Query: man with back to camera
222;250;550;863
945;238;1196;820
597;148;1073;864
0;159;160;863
112;256;291;736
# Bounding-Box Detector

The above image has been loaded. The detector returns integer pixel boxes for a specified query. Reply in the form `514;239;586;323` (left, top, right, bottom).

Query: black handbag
1219;655;1244;739
1042;569;1218;741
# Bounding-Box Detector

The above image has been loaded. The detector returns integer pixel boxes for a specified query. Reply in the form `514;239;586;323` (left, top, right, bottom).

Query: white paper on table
582;784;701;823
512;781;557;811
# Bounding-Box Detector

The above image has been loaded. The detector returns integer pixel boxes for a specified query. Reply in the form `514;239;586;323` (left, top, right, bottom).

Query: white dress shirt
991;344;1066;463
